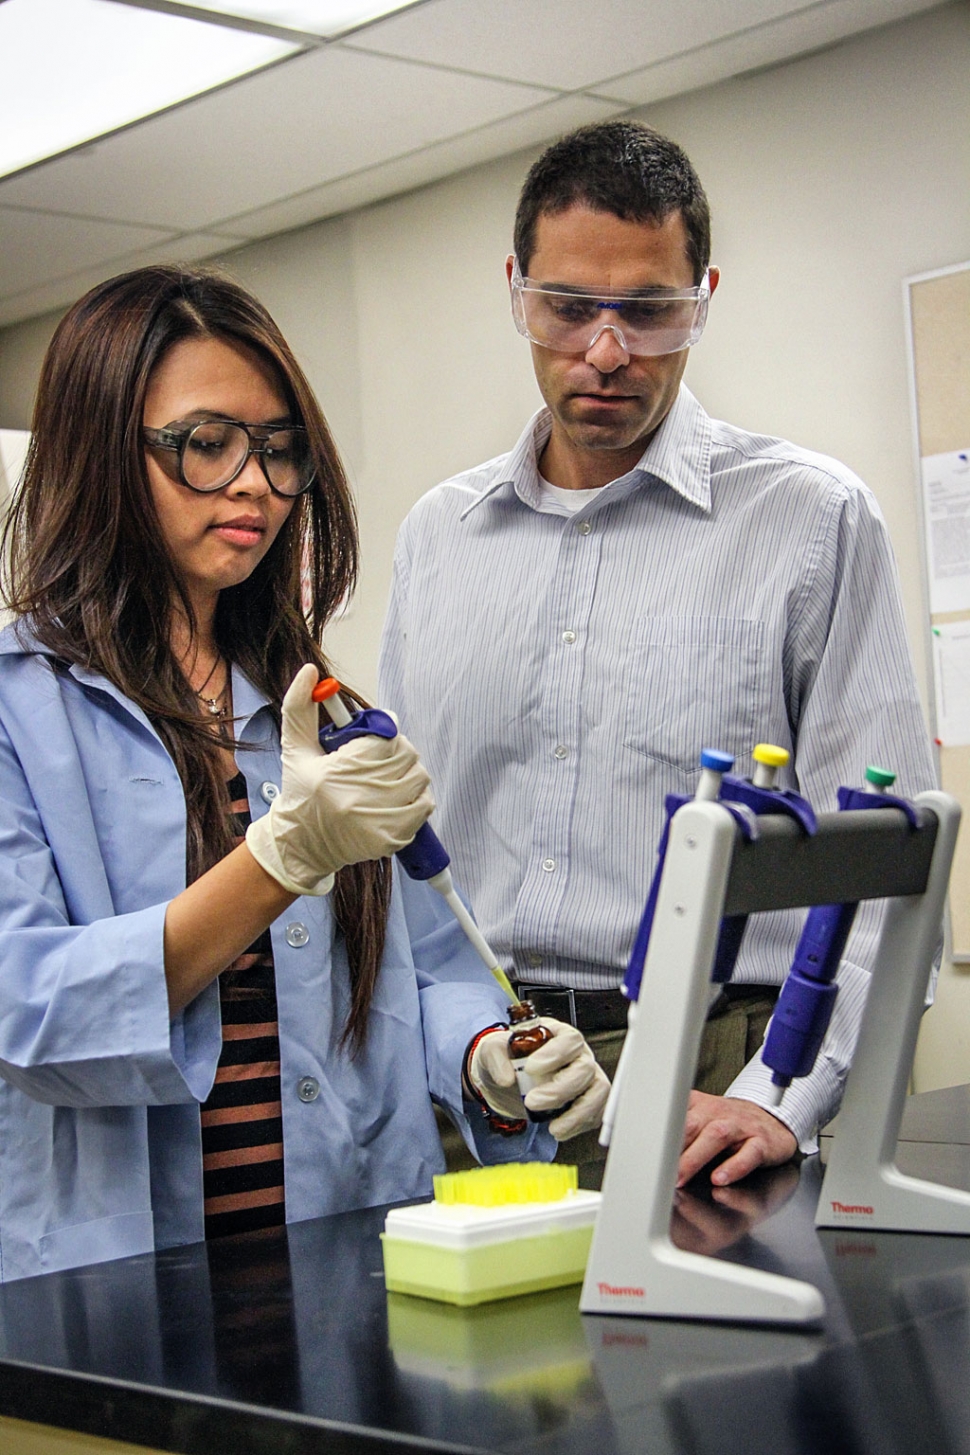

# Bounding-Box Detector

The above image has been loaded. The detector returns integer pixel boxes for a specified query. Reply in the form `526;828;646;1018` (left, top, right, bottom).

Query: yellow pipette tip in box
382;1163;599;1306
433;1162;578;1207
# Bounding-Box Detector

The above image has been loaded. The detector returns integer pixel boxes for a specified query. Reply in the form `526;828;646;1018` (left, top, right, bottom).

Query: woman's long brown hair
2;264;390;1051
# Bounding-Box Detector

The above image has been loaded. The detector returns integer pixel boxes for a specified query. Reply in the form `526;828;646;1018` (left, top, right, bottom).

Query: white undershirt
539;478;604;513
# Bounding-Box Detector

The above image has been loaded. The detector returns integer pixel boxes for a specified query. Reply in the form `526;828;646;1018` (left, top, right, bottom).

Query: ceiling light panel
176;1;423;39
0;0;299;181
0;44;553;231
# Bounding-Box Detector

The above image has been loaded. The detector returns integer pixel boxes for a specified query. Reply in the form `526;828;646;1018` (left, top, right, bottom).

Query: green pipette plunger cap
865;765;896;788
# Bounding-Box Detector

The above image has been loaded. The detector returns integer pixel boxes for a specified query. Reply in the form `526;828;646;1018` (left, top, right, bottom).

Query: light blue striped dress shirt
379;385;937;1143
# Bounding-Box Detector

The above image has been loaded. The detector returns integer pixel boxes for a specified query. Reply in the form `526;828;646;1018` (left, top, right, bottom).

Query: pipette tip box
381;1169;600;1307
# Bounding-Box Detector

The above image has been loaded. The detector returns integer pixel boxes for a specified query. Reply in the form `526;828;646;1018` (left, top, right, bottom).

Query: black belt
513;982;777;1034
512;984;628;1034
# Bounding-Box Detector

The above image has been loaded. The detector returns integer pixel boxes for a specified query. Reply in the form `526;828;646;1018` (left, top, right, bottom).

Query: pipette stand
580;788;961;1325
817;791;966;1234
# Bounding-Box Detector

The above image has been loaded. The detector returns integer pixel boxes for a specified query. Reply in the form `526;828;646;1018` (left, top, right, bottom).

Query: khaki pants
436;989;778;1189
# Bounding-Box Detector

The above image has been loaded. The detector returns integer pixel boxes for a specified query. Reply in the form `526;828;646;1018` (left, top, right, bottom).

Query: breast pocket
622;617;769;774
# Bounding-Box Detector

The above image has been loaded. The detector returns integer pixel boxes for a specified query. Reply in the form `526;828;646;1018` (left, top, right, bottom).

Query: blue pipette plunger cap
700;749;735;773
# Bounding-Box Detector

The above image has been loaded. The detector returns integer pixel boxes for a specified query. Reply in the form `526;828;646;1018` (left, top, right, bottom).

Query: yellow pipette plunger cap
751;743;789;789
752;743;790;768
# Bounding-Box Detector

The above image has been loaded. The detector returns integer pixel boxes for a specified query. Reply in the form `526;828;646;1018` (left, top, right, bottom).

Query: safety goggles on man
510;256;710;358
143;416;315;497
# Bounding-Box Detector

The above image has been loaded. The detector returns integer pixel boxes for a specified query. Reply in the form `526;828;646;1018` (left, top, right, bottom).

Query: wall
211;159;545;690
0;312;59;431
1;2;968;1088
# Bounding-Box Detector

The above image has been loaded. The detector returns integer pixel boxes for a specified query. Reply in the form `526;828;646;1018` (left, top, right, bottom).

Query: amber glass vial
507;1000;561;1123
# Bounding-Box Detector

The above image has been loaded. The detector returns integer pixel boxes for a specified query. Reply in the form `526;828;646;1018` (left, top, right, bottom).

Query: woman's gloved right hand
246;664;434;895
467;1019;611;1141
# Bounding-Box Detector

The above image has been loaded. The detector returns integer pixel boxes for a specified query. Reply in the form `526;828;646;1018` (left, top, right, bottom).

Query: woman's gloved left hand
467;1018;611;1142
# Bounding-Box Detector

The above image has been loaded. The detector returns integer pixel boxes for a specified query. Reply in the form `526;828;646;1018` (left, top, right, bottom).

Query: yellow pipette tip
490;965;519;1004
433;1162;578;1207
752;742;789;768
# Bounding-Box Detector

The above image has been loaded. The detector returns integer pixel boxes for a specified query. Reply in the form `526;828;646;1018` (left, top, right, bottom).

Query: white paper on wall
933;620;970;747
921;448;970;614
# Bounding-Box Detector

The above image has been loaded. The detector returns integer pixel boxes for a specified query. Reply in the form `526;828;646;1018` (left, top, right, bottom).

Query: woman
0;266;607;1282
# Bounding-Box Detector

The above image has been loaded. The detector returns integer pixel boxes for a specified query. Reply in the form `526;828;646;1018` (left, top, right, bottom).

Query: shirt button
528;952;543;968
297;1076;320;1102
542;858;556;872
260;781;280;803
577;520;592;535
561;629;577;645
285;921;309;948
553;744;569;760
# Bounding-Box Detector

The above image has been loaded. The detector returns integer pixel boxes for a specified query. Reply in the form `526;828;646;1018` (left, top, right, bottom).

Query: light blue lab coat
0;624;545;1282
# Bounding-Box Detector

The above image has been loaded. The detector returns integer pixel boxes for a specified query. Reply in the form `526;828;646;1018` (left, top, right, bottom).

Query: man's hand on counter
677;1091;798;1187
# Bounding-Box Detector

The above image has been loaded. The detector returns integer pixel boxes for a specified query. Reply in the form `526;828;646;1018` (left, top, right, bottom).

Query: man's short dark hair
513;121;710;283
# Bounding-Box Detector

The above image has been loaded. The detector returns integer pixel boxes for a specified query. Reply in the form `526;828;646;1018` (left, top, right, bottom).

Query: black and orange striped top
201;772;286;1240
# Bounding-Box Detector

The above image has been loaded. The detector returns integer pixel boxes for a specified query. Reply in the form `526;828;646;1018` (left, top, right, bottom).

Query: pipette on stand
711;744;816;985
311;678;519;1007
751;743;788;789
761;764;913;1108
599;744;816;1149
599;748;736;1149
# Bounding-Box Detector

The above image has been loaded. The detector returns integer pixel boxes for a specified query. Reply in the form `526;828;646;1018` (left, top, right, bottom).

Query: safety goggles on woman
510;256;710;358
143;416;315;497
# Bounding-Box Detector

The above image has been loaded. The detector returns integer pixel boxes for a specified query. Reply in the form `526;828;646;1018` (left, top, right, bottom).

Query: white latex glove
246;664;434;895
467;1029;527;1121
468;1018;611;1142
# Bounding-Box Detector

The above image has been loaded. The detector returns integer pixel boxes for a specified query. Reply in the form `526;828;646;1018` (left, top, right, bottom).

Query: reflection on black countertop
3;1088;970;1454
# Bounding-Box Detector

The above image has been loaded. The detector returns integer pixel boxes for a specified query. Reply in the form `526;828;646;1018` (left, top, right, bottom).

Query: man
379;121;935;1186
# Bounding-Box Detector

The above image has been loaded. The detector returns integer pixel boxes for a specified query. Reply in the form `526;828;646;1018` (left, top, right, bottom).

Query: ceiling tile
594;0;946;105
0;206;173;297
0;46;553;235
0;229;247;327
344;0;817;91
226;92;621;238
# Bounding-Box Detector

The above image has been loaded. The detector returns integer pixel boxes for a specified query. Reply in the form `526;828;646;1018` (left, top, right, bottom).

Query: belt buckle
517;985;579;1029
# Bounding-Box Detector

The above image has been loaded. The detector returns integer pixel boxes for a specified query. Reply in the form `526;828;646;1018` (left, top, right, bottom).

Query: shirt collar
459;383;712;519
0;621;272;737
232;662;273;738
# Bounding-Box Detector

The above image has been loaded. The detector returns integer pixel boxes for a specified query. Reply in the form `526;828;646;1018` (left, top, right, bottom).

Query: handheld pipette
761;764;916;1107
311;678;519;1006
